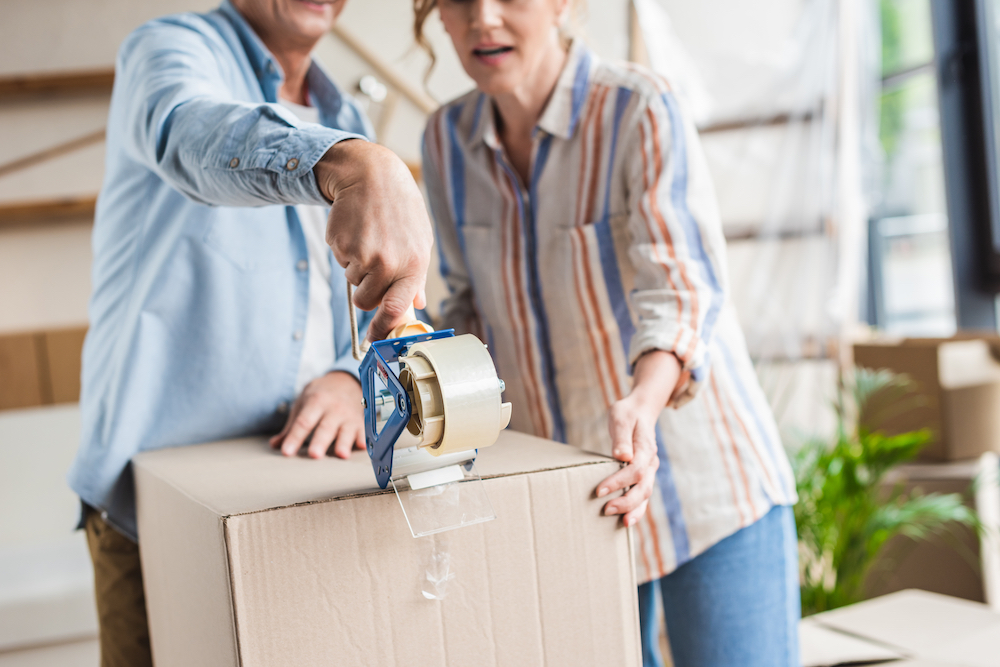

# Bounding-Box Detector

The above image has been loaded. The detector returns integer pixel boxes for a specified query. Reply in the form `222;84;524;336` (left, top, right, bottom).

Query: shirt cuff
276;127;367;206
204;125;368;207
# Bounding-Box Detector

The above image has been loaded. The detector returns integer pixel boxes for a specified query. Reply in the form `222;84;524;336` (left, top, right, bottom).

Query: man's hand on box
596;350;681;527
314;139;433;343
269;371;365;459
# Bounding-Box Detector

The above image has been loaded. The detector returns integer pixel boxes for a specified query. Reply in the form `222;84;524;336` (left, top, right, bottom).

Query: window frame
930;0;999;328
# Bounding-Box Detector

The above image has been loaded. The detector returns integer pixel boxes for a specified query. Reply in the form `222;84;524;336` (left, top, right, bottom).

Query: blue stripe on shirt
568;50;593;136
597;87;637;369
525;134;567;443
446;105;468;260
469;93;485;143
656;425;692;565
661;92;724;381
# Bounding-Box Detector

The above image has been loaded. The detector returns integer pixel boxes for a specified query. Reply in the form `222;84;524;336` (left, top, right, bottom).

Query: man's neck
275;50;312;105
230;3;318;106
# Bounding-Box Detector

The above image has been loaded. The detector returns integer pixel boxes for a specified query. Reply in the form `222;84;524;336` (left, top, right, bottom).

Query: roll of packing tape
399;334;511;456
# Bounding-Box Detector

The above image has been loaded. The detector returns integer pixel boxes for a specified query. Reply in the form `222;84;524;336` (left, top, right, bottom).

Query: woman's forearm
629;350;682;418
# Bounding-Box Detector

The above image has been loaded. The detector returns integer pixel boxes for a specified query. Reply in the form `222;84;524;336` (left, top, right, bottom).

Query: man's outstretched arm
117;18;431;339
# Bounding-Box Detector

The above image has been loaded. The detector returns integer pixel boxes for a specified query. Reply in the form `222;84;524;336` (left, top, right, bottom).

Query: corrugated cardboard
134;431;640;667
853;338;1000;461
803;589;1000;667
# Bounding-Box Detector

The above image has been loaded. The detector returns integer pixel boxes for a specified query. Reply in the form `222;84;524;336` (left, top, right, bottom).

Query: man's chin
287;14;335;42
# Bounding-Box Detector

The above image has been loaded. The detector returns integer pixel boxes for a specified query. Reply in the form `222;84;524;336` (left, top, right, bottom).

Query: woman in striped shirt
415;1;800;665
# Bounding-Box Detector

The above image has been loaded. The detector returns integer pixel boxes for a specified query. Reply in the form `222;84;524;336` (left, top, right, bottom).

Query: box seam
220;459;618;519
222;517;244;667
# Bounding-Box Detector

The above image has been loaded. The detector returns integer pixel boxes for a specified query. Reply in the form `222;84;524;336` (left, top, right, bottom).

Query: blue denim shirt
67;1;374;540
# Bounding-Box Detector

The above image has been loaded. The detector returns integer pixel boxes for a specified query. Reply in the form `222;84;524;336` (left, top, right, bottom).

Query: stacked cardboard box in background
853;336;1000;461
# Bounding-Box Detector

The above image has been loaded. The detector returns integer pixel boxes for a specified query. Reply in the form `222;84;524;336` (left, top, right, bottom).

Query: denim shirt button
296;259;308;271
285;158;299;171
293;330;303;341
229;157;240;168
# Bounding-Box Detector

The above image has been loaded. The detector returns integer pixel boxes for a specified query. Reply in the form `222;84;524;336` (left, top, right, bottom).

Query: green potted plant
792;367;979;615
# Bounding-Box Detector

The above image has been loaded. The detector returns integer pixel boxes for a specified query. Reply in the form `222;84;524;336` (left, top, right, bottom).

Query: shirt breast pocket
203;209;291;272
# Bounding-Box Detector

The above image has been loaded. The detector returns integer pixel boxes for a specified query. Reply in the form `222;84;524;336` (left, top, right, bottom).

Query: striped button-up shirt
422;41;796;583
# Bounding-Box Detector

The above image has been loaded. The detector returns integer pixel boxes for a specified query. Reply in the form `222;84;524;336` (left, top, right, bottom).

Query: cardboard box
801;589;1000;667
853;337;1000;461
134;432;640;667
867;460;984;603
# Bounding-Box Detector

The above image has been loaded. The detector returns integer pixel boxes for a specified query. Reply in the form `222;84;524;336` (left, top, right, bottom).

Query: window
869;0;957;335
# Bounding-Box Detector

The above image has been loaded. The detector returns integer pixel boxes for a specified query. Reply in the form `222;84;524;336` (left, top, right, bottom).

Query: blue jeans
638;504;801;667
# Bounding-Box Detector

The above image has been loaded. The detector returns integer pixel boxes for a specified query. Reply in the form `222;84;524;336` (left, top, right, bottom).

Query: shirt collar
218;0;343;118
219;0;280;89
474;39;594;150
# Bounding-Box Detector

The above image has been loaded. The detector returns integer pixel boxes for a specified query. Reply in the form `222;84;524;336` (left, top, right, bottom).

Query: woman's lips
296;0;330;13
472;45;514;66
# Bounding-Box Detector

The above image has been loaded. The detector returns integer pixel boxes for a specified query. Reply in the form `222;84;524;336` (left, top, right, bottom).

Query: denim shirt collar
217;0;343;119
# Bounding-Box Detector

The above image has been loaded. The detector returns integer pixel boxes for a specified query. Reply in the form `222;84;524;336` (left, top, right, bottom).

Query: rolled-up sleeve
623;89;728;405
117;18;366;208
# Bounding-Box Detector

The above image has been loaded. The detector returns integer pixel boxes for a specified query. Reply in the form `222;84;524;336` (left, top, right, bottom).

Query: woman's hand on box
270;371;365;459
597;350;681;526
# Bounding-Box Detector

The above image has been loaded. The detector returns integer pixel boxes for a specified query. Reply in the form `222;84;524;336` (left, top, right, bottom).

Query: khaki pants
83;506;154;667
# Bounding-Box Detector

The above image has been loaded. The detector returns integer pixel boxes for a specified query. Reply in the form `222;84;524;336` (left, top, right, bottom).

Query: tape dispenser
348;282;512;497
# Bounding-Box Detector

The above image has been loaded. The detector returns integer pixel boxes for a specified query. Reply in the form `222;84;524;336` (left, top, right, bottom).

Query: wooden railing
0;68;114;99
0;326;87;410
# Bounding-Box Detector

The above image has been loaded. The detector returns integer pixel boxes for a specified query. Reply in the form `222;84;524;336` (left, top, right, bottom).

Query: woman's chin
469;71;520;97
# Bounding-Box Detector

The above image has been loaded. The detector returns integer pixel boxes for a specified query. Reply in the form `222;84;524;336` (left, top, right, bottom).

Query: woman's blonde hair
413;0;585;80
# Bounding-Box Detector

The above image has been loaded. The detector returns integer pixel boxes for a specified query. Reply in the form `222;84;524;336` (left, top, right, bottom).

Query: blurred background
1;0;1000;665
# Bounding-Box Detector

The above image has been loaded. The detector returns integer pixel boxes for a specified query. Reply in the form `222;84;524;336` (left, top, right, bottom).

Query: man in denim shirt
66;1;432;664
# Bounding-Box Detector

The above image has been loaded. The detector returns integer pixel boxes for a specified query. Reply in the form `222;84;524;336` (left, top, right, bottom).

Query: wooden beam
0;196;97;228
751;336;841;362
724;225;830;243
699;110;818;135
628;1;651;67
0;68;114;99
330;23;438;115
0;129;106;179
0;326;88;411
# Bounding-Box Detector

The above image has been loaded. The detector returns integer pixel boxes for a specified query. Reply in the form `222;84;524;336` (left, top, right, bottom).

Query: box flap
811;590;1000;657
132;431;611;518
921;621;1000;667
936;339;1000;388
799;618;905;667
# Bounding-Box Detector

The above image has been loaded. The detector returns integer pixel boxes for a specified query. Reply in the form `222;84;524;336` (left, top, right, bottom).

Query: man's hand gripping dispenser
349;283;512;492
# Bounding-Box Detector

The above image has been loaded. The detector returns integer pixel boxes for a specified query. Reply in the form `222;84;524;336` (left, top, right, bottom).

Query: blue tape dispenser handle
359;332;453;488
348;281;456;488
